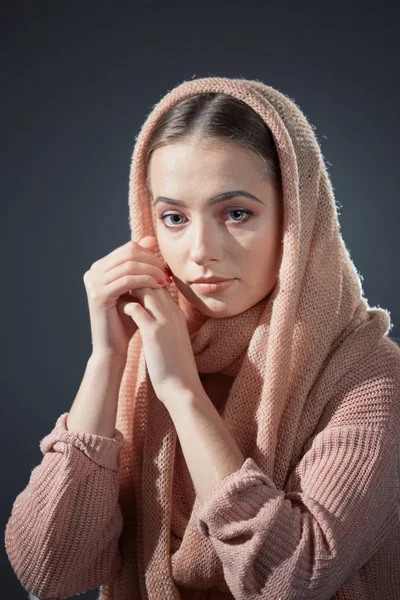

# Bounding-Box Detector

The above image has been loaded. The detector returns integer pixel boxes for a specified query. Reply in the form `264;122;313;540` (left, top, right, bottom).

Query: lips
191;278;236;294
191;278;232;284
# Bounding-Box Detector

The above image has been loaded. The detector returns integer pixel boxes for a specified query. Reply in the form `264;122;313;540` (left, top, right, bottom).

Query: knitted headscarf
100;77;392;600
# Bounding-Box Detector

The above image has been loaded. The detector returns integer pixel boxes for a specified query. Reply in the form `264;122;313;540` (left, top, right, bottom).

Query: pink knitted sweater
4;336;400;599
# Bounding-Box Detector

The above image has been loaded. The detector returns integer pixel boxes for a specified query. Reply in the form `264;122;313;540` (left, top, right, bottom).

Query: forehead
147;140;266;192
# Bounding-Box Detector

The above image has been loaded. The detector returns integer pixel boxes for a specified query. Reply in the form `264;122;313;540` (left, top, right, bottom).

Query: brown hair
145;92;282;193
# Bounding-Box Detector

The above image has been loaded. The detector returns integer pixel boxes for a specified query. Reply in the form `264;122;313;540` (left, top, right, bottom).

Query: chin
192;298;244;318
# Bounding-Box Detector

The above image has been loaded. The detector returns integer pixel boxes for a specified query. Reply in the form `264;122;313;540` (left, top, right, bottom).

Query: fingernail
155;278;166;285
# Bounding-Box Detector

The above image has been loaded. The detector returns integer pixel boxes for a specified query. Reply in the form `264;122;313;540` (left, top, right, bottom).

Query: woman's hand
124;285;205;405
83;236;170;360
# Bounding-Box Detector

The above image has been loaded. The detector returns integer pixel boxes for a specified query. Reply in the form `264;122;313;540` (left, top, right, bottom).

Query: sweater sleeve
195;341;400;599
195;425;398;600
4;412;125;600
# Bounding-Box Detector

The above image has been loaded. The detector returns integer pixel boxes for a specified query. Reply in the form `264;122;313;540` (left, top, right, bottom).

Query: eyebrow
152;190;264;207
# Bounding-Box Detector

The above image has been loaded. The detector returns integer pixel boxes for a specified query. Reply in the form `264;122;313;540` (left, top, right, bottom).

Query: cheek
154;234;175;270
243;239;279;275
241;235;270;260
154;222;165;246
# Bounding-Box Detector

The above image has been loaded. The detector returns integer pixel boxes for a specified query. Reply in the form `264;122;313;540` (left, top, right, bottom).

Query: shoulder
315;336;400;436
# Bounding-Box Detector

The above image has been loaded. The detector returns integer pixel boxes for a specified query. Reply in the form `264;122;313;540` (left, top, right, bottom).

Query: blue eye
159;209;253;228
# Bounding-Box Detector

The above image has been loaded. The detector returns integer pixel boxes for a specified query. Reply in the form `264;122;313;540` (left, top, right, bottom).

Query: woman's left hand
124;285;205;406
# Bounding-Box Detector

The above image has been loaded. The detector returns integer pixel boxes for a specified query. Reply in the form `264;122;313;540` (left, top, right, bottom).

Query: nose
189;217;224;264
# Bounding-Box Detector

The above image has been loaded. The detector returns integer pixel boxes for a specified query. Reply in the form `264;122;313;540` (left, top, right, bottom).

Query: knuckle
151;323;163;337
84;274;100;300
129;247;138;260
88;283;100;300
83;270;93;285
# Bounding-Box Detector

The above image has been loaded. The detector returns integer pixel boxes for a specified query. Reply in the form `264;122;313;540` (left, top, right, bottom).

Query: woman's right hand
83;236;172;360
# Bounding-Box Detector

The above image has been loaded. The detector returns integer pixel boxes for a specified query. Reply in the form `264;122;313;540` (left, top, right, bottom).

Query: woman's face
148;137;284;318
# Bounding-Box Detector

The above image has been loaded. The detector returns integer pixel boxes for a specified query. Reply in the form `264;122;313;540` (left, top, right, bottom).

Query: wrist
90;350;127;367
160;386;208;413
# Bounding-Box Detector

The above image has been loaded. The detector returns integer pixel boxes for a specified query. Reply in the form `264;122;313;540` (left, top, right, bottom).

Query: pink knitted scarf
100;76;392;599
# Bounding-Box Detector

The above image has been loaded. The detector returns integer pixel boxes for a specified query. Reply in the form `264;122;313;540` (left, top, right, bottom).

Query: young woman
6;76;400;600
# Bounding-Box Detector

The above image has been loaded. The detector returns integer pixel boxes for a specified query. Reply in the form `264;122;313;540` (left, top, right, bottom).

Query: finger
130;287;168;321
97;238;157;269
124;300;153;326
139;235;157;251
100;243;165;275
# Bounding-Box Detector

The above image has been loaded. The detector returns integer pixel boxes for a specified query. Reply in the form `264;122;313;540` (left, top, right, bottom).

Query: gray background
2;1;399;598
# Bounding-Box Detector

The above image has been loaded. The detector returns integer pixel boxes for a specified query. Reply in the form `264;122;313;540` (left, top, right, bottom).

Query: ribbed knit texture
5;76;400;599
